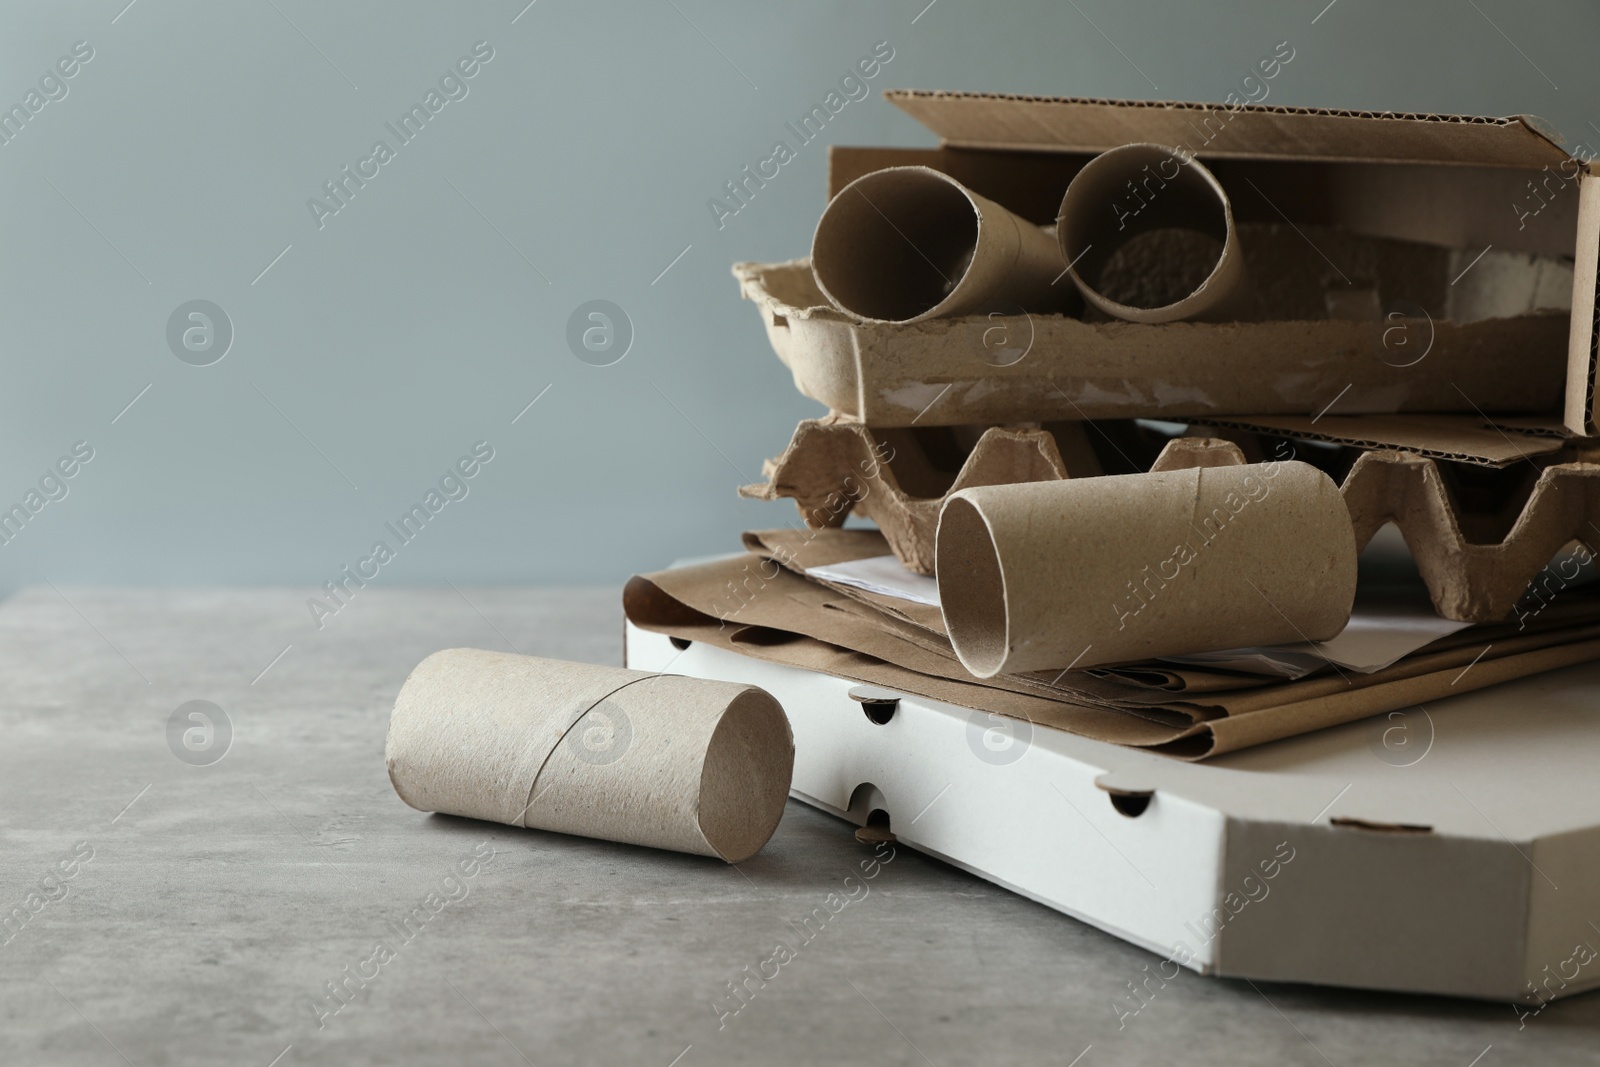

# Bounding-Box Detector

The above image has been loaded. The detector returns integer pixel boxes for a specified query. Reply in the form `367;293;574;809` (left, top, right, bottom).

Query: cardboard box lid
886;90;1575;168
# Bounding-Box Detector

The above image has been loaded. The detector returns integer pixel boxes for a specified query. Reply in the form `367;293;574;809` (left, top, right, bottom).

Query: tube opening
1059;144;1235;319
936;496;1010;679
812;169;981;322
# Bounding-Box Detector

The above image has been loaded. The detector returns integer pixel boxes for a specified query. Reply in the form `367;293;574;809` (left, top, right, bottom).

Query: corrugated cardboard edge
884;90;1573;167
1191;415;1564;467
1487;417;1572;439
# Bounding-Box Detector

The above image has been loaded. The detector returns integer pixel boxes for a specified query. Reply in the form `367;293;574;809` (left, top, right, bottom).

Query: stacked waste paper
624;92;1600;760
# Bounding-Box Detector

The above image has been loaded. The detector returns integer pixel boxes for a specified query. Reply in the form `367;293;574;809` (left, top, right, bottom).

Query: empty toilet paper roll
811;165;1072;324
936;462;1356;677
386;649;795;862
1057;143;1249;323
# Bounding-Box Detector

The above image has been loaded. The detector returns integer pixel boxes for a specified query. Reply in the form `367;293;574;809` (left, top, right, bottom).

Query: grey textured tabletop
1;586;1595;1067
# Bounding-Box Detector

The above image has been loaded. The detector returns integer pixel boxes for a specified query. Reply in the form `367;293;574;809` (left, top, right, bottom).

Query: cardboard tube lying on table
386;649;794;862
812;165;1072;323
936;462;1357;677
1057;143;1249;323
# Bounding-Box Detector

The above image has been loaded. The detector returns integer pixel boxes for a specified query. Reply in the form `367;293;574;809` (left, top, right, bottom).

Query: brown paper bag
386;649;794;862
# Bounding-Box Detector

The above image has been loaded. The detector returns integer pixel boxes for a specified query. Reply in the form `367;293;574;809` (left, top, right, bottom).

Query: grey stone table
1;586;1595;1067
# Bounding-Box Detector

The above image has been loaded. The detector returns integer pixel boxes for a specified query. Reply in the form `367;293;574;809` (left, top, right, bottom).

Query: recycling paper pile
386;91;1600;1006
624;91;1600;759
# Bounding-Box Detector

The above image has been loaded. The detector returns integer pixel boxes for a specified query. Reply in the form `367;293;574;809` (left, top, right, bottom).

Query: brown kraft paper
627;551;1600;758
386;649;794;863
936;461;1357;676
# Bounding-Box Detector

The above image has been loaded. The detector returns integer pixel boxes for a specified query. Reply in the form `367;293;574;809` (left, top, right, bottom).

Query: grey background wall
0;0;1593;597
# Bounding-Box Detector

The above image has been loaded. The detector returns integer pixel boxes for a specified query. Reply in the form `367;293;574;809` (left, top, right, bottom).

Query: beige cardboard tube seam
1057;143;1248;323
936;462;1357;676
386;649;795;862
811;165;1071;324
518;672;654;820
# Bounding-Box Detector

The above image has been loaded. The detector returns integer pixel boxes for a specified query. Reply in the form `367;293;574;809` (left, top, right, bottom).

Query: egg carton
743;418;1600;622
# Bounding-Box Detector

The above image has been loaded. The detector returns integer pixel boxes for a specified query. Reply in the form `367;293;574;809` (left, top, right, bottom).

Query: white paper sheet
1163;598;1472;678
807;556;942;607
808;552;1472;679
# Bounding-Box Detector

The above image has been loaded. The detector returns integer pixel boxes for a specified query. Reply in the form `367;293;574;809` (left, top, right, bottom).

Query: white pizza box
626;622;1600;1006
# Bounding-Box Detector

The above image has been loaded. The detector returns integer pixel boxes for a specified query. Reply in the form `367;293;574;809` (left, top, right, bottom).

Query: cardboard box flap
885;90;1574;168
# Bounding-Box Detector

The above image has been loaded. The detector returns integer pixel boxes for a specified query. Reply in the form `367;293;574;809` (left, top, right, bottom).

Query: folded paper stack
627;91;1600;760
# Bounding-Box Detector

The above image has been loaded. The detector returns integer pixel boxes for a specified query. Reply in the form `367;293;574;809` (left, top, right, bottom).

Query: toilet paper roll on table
936;461;1357;677
386;649;795;862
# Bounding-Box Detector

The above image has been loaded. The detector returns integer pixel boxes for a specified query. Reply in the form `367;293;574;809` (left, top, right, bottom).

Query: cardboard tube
1057;144;1248;323
936;462;1356;677
386;649;794;862
811;166;1071;324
